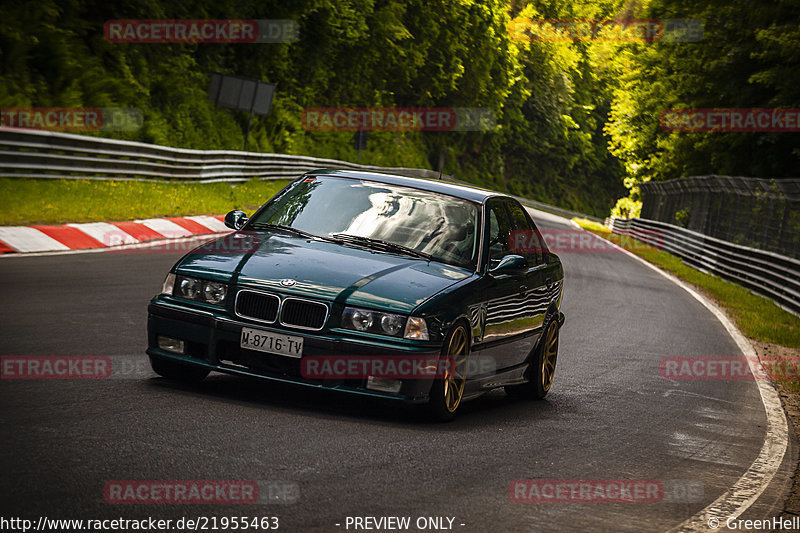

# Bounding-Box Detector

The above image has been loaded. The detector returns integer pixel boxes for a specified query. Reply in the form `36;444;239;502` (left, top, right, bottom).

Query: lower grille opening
186;341;207;359
216;342;365;389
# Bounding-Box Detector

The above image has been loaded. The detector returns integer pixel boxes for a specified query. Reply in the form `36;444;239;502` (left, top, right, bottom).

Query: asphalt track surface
0;209;795;532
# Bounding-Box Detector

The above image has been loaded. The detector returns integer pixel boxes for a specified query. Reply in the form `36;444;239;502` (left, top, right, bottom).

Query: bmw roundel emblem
280;279;296;287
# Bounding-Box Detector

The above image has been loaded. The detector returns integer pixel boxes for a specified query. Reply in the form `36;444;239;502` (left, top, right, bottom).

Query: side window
487;199;513;265
506;200;545;265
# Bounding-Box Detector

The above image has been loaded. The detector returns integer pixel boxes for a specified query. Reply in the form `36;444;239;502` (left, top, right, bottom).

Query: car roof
305;168;503;203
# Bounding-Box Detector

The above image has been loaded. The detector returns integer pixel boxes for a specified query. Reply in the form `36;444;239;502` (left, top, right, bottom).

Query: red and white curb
0;215;228;254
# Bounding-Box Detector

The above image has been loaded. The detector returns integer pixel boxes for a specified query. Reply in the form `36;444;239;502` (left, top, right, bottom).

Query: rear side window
505;200;546;265
487;198;514;266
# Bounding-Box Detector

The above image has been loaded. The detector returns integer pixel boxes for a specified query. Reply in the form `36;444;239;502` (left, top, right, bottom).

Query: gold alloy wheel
541;321;559;392
443;325;469;413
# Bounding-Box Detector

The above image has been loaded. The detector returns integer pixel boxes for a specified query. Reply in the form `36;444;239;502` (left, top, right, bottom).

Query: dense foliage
1;0;797;217
606;0;800;214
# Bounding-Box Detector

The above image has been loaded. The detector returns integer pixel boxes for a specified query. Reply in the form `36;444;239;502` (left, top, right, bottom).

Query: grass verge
572;218;800;348
0;178;291;225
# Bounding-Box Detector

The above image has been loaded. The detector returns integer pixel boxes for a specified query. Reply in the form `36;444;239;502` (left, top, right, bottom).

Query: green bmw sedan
147;169;565;420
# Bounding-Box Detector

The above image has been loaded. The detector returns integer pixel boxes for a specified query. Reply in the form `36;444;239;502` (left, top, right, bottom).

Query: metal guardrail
0;128;605;223
0;128;444;183
609;217;800;316
639;175;800;260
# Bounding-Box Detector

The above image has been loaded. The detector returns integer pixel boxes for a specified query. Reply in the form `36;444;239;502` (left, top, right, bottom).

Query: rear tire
149;356;210;383
506;318;559;400
425;322;470;422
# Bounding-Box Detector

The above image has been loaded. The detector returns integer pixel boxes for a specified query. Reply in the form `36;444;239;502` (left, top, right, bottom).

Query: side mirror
489;254;528;274
224;210;248;230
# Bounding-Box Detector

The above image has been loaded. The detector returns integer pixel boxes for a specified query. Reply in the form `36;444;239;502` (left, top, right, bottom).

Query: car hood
174;231;472;313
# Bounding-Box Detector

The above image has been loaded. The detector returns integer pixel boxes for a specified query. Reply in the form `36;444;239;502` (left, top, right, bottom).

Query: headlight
381;314;404;336
170;275;228;306
342;307;407;337
350;309;373;331
203;282;227;305
178;277;201;299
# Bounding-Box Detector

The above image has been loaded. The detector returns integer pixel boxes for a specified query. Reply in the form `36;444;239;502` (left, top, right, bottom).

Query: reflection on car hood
174;231;472;313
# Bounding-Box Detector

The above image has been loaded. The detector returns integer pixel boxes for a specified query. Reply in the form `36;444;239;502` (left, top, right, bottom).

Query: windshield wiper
251;223;342;243
331;233;433;261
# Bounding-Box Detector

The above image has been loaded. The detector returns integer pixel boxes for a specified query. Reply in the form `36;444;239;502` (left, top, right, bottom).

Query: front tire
426;322;470;422
149;355;210;383
506;318;559;400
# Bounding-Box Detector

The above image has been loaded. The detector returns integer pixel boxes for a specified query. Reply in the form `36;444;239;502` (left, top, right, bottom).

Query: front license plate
240;327;304;358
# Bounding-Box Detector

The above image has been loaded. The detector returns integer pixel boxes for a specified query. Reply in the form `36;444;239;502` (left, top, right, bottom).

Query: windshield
248;176;480;269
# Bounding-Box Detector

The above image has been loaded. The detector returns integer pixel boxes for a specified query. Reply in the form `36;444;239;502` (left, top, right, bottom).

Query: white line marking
585;228;789;532
0;227;70;252
66;222;138;246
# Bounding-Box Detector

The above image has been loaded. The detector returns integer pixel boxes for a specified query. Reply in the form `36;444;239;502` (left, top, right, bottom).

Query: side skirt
462;363;529;401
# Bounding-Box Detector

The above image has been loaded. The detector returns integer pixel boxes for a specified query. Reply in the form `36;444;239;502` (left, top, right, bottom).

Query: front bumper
146;298;441;403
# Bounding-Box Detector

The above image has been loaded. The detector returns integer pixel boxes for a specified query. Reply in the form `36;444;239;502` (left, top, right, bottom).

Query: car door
505;199;553;355
477;198;539;371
